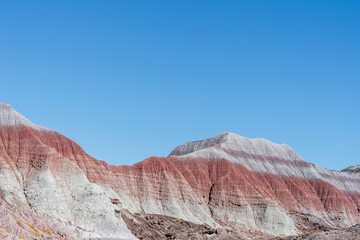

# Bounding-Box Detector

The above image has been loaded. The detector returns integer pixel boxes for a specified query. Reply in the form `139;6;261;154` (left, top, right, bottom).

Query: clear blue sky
1;1;359;170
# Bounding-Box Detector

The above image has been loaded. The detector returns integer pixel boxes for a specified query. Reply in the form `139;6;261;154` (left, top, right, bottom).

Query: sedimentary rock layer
0;103;359;239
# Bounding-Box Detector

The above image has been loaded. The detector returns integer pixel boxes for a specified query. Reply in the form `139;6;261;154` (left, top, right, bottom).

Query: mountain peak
0;103;49;131
342;165;360;173
169;131;303;161
0;103;11;108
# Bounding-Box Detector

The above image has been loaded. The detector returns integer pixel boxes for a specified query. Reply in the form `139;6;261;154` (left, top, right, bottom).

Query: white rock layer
0;103;49;131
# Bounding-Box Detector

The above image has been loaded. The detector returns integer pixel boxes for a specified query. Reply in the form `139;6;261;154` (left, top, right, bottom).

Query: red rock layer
110;157;360;227
0;125;359;233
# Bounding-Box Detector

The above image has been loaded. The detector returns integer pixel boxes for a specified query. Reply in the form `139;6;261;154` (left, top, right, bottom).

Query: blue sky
1;1;359;170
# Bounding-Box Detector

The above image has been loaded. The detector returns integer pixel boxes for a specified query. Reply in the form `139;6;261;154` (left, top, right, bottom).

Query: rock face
0;103;136;239
168;133;360;232
0;103;359;239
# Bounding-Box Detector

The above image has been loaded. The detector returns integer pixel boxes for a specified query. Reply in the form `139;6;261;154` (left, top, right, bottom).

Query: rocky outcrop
121;211;255;240
0;103;359;239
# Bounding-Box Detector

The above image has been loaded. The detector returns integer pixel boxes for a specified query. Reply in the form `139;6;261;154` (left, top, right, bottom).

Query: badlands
0;103;359;239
